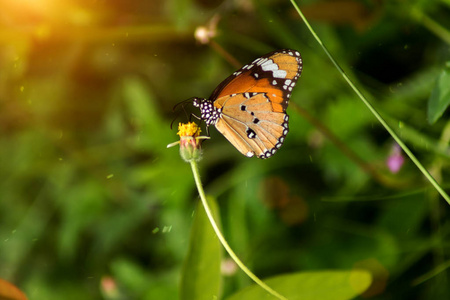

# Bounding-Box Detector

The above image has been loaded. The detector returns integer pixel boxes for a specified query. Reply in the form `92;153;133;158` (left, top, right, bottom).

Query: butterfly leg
189;113;211;137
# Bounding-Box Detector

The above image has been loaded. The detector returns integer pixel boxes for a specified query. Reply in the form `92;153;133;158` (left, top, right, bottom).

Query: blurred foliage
0;0;450;299
180;197;222;300
428;61;450;124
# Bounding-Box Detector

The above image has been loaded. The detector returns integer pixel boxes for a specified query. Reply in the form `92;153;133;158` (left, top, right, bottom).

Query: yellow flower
167;122;209;162
177;122;201;137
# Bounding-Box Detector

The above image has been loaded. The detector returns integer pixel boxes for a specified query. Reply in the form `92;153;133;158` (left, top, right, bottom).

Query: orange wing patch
213;70;257;100
270;52;300;79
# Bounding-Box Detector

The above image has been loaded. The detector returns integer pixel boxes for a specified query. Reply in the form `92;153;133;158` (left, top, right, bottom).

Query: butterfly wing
215;93;289;158
211;49;302;112
211;49;302;158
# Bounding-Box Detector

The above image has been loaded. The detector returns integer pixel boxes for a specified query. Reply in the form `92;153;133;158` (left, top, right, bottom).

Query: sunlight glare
2;0;94;26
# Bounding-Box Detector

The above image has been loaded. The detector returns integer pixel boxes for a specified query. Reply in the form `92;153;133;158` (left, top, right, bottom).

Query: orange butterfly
193;49;303;159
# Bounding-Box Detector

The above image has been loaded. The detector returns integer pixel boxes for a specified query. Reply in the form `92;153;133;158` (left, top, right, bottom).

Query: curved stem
289;0;450;205
410;6;450;45
189;160;288;300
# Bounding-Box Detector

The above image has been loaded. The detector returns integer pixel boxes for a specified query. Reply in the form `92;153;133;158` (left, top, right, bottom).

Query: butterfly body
193;49;302;159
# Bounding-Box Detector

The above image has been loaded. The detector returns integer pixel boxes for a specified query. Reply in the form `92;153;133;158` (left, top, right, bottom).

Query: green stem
289;0;450;205
412;258;450;286
410;6;450;45
189;160;288;300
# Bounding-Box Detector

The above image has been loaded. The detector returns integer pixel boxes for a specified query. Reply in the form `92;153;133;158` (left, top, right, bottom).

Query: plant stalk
290;0;450;205
189;160;288;300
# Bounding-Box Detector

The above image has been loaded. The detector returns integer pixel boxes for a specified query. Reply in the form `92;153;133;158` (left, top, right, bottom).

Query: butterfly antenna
172;97;195;112
170;109;183;130
171;97;198;130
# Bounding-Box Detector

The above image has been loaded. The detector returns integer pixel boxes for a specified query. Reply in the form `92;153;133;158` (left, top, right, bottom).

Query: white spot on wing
273;70;287;78
261;59;277;71
256;58;268;66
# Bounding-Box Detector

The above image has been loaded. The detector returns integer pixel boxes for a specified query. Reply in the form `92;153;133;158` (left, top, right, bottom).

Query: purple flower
387;144;405;173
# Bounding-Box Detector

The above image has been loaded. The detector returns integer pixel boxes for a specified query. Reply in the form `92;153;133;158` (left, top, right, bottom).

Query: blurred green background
1;0;449;299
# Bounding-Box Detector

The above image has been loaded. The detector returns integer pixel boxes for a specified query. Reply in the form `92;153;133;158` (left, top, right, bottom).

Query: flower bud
167;122;209;162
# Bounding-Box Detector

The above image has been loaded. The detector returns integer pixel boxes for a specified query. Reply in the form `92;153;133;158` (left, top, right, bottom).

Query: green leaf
225;270;372;300
428;62;450;124
179;197;222;300
121;76;173;152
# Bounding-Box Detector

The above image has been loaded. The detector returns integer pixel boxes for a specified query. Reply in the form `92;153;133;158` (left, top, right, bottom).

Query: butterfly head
191;97;203;108
192;97;220;126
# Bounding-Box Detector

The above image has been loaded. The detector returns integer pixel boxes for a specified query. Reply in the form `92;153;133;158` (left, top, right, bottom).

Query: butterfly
192;49;303;159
